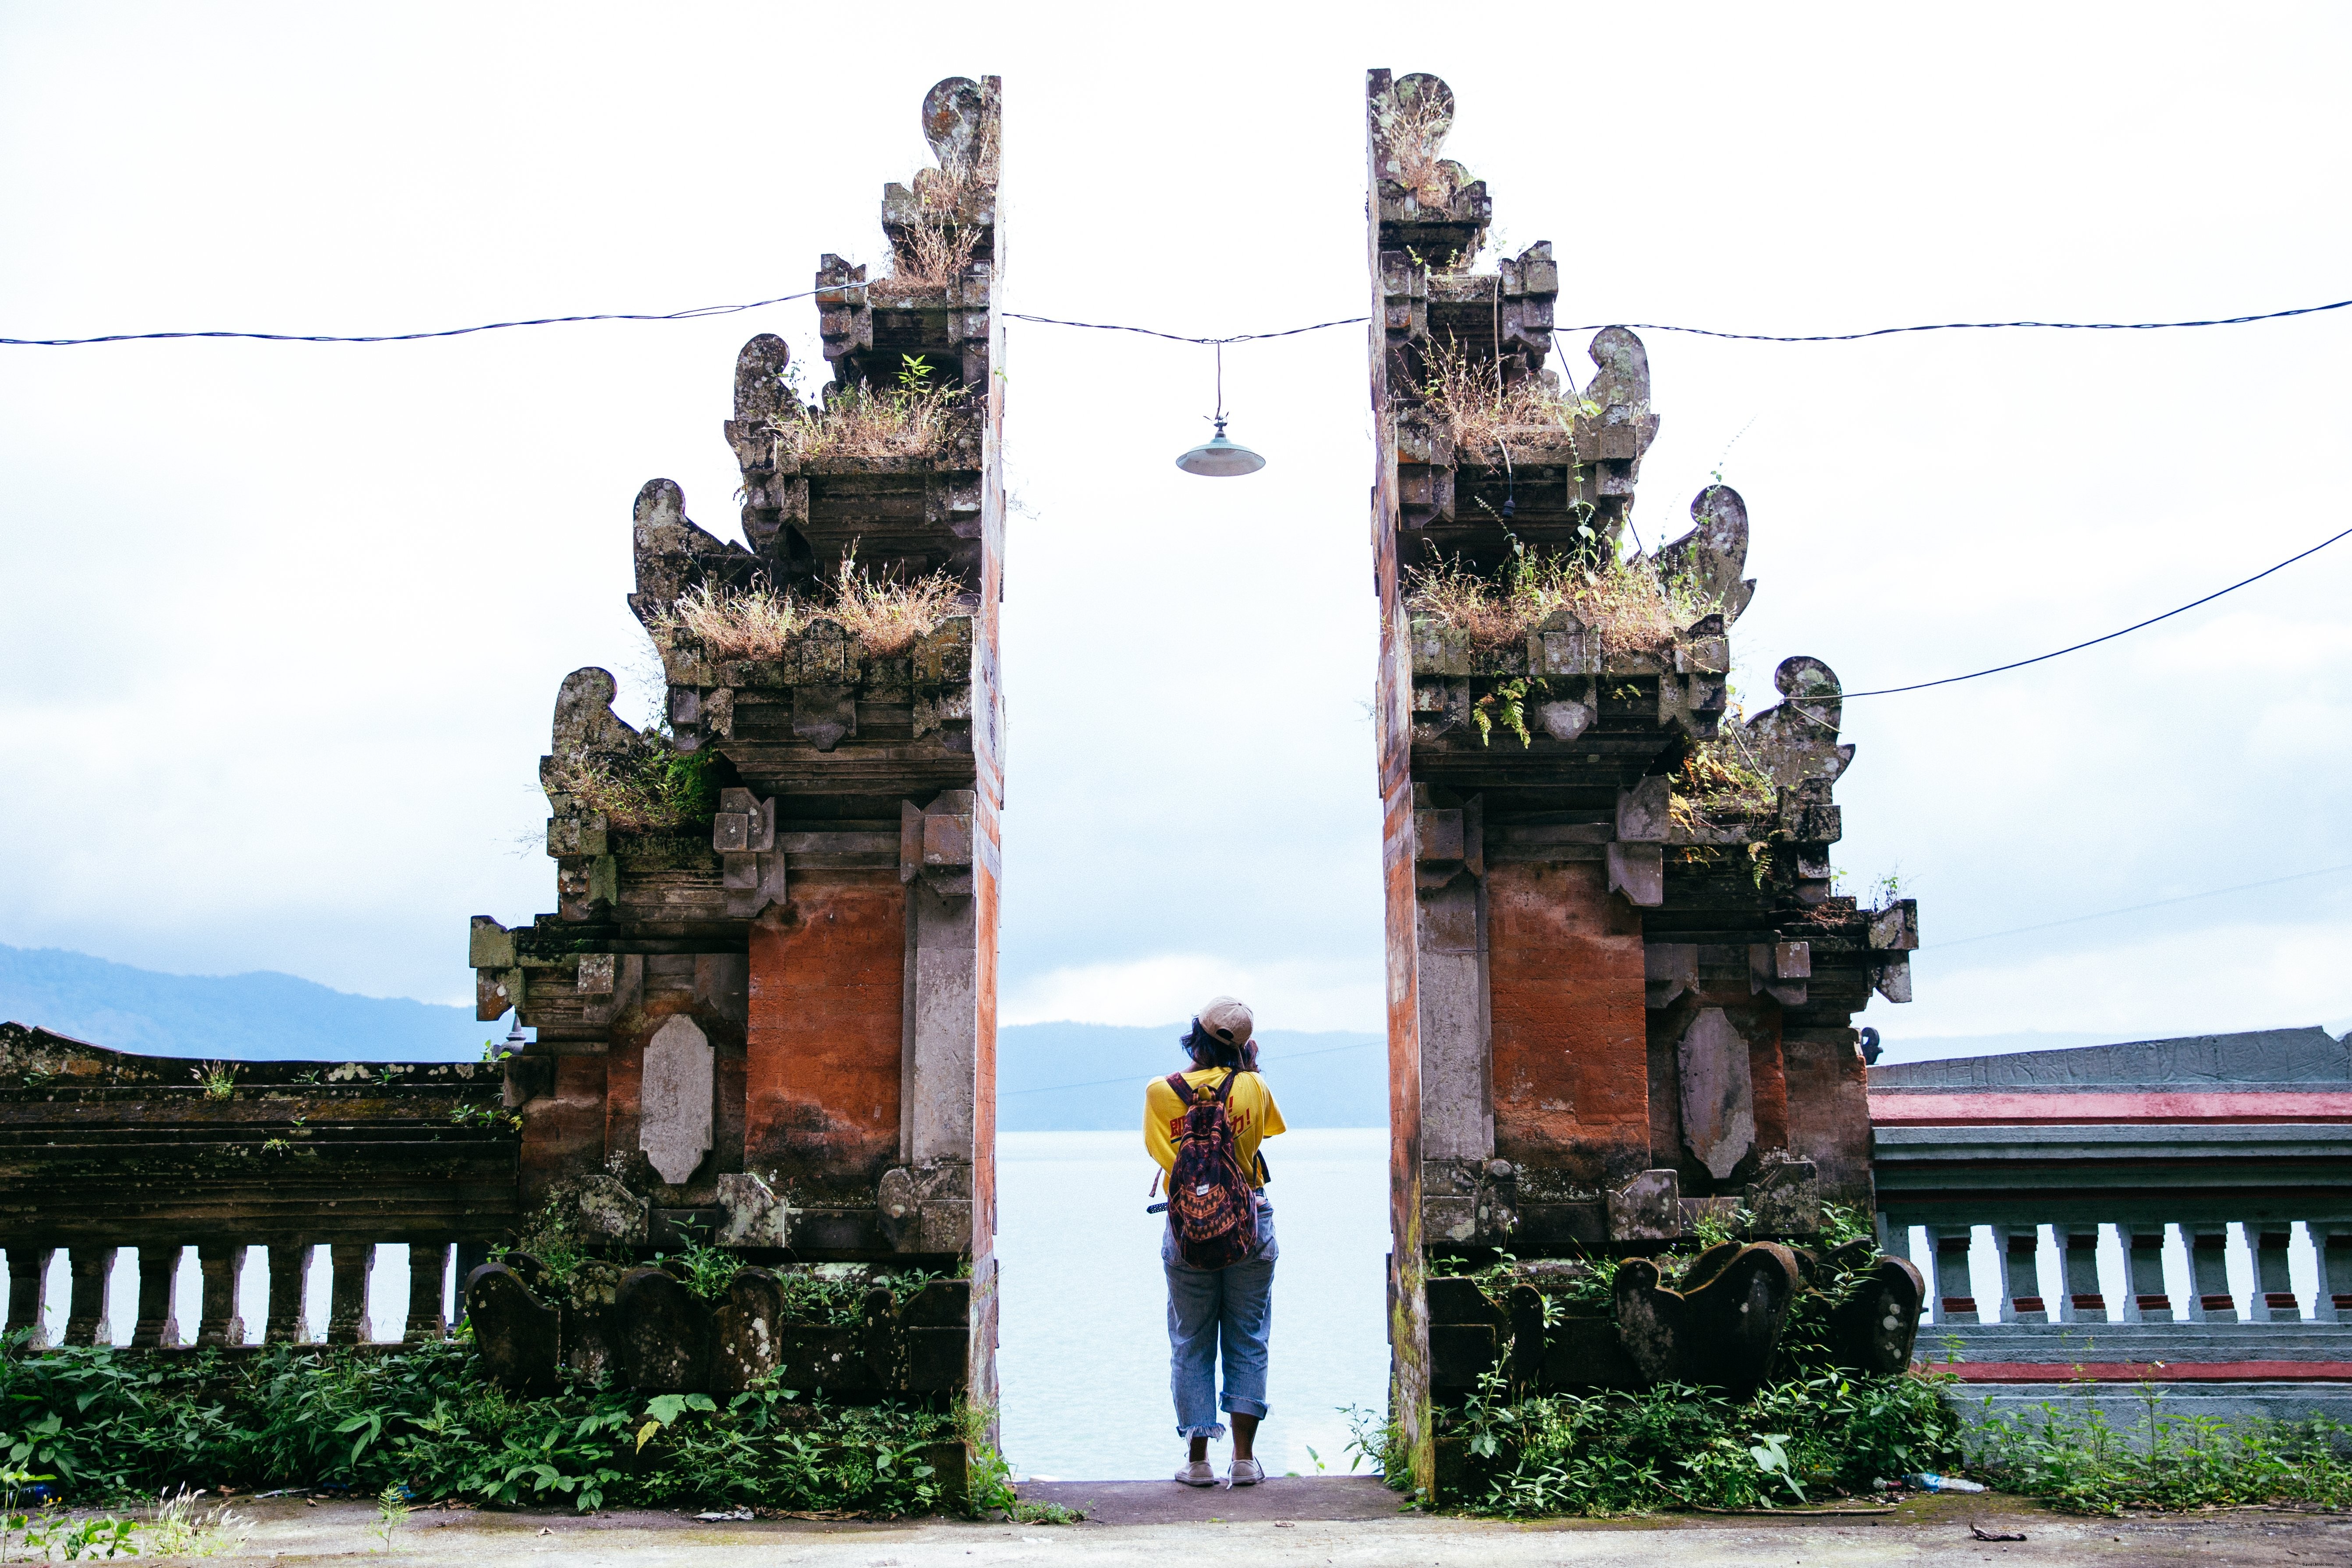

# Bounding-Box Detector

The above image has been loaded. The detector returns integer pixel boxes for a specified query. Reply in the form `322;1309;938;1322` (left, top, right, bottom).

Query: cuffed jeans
1163;1198;1276;1439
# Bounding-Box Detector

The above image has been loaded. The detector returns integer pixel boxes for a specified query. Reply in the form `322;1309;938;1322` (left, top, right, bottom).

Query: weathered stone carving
640;1016;714;1187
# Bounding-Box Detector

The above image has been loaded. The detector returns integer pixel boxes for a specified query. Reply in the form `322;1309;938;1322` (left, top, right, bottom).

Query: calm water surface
995;1127;1391;1481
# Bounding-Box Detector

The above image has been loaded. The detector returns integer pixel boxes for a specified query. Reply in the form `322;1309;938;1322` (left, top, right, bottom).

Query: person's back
1143;996;1285;1488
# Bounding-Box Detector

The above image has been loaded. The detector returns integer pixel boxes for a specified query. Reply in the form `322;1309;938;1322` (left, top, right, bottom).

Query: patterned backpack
1164;1069;1260;1269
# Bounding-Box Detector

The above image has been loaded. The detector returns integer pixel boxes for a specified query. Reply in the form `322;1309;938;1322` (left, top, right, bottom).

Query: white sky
2;2;2346;1050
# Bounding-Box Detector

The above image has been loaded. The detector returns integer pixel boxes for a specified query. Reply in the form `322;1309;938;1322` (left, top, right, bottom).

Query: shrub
0;1335;995;1519
1969;1396;2352;1514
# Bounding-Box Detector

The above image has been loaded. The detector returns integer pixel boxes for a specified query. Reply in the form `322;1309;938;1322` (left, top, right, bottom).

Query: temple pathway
183;1488;2346;1566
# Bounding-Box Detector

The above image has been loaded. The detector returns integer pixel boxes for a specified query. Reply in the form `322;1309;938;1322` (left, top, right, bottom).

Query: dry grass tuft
874;118;999;299
661;578;804;660
652;554;966;663
1419;337;1591;457
827;552;965;657
1405;545;1718;659
1376;87;1457;208
768;356;968;464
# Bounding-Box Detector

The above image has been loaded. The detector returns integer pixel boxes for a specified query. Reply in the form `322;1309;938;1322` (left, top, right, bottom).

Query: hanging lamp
1174;341;1266;476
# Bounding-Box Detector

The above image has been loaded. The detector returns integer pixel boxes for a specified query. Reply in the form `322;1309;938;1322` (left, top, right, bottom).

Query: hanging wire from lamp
1174;341;1266;476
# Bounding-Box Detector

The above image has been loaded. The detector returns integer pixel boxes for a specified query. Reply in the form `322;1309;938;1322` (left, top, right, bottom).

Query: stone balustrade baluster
195;1243;247;1345
2122;1223;2171;1322
266;1244;313;1343
2321;1227;2352;1324
1994;1224;2043;1323
2252;1228;2299;1322
64;1246;112;1345
4;1246;54;1345
131;1244;181;1347
327;1243;375;1344
405;1243;449;1342
2057;1226;2104;1323
2185;1224;2236;1323
1925;1226;1977;1323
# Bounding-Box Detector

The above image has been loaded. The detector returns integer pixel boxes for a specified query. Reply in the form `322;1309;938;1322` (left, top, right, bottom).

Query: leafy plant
767;354;970;464
370;1485;408;1553
547;734;720;832
0;1334;993;1520
1970;1398;2352;1513
192;1062;238;1101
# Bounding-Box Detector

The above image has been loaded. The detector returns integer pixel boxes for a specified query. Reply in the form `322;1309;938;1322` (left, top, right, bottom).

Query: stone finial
1657;485;1757;624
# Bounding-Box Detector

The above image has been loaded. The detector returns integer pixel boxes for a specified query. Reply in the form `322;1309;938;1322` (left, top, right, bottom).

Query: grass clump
1406;540;1718;660
1373;81;1459;209
547;733;720;831
1970;1398;2352;1514
1418;338;1593;458
0;1335;992;1519
769;354;968;464
874;114;998;301
650;552;964;663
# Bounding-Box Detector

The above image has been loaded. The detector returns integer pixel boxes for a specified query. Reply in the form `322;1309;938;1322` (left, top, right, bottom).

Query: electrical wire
1838;524;2352;699
1928;863;2352;951
0;289;845;347
14;292;2348;349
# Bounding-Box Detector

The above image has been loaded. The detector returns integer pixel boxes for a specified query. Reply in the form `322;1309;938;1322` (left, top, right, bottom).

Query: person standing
1145;995;1286;1487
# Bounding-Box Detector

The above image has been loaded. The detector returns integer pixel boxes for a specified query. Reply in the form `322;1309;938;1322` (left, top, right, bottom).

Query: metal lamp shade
1174;419;1266;477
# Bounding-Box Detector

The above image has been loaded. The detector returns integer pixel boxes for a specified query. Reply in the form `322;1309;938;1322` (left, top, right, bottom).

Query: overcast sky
3;2;2346;1054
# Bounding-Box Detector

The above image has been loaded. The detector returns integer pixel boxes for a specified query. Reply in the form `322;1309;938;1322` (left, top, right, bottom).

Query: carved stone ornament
1678;1007;1756;1181
640;1016;715;1186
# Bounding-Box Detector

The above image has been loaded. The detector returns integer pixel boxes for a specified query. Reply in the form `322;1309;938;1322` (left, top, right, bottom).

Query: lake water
995;1127;1392;1481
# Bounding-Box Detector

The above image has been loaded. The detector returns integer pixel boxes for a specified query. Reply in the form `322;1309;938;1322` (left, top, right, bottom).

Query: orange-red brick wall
1485;861;1650;1187
746;871;906;1185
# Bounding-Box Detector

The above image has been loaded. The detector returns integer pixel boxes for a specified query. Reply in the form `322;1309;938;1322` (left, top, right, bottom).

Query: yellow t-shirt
1144;1068;1287;1189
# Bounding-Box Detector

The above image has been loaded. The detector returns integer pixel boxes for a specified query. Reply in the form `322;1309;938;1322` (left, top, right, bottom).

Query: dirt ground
178;1482;2348;1567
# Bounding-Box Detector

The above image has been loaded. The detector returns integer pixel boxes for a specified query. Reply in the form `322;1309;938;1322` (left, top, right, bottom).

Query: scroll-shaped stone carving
712;1269;788;1394
1614;1241;1802;1394
1678;1007;1755;1180
614;1267;712;1394
640;1016;714;1186
1656;485;1756;624
1743;656;1853;790
1827;1249;1927;1374
465;1261;560;1394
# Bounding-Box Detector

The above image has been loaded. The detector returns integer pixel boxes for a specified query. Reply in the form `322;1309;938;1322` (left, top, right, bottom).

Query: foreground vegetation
1967;1396;2352;1515
0;1334;1023;1519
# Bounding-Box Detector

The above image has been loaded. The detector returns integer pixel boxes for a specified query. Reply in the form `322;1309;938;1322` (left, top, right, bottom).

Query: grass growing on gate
544;734;719;832
0;1334;1040;1520
1405;538;1720;660
648;550;964;663
766;354;969;464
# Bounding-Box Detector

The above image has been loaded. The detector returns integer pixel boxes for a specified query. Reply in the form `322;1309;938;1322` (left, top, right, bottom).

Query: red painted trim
1870;1090;2352;1125
1935;1360;2352;1383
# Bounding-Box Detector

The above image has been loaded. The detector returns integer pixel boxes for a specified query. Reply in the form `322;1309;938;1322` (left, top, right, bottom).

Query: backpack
1163;1069;1261;1269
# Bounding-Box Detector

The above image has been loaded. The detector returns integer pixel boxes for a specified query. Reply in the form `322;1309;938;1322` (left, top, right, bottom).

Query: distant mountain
0;944;492;1061
998;1020;1387;1131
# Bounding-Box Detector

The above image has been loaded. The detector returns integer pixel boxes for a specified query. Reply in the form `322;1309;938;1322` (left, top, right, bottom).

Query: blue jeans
1163;1199;1276;1439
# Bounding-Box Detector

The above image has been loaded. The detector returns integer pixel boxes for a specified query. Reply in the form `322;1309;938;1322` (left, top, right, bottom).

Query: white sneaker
1174;1461;1217;1487
1227;1458;1264;1487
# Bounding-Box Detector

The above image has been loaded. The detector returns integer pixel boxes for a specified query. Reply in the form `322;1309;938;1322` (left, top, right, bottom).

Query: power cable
1929;864;2352;951
11;292;2348;349
0;289;843;347
1838;524;2352;699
